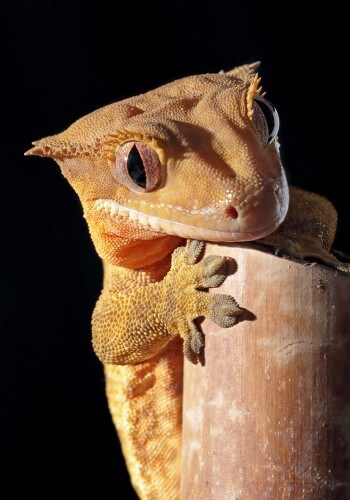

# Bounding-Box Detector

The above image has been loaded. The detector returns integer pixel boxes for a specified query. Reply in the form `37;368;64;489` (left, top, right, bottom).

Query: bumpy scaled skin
105;338;183;500
93;240;238;365
261;186;345;267
26;63;347;499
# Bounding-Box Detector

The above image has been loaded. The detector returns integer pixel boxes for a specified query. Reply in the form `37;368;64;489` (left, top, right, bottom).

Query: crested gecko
25;62;347;499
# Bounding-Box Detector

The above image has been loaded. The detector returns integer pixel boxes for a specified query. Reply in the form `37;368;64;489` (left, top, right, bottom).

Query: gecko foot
169;239;241;363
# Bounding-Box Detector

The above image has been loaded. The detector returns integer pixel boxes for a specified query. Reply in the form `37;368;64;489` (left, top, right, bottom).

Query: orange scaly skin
26;63;346;499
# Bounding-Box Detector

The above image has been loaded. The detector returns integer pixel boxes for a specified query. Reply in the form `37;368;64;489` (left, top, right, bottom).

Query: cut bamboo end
181;244;350;499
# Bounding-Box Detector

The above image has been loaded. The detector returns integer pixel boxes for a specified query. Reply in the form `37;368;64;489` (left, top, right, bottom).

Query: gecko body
26;63;345;499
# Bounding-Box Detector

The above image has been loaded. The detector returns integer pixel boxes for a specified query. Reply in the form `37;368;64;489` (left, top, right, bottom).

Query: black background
1;1;348;498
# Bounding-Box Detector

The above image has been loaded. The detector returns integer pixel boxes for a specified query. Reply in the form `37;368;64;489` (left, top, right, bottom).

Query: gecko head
26;62;289;266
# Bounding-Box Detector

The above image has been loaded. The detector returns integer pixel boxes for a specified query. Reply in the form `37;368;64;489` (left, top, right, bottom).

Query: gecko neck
102;253;173;290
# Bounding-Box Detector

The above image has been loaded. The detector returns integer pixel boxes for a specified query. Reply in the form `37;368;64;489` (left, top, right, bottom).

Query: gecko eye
253;95;279;146
114;141;162;193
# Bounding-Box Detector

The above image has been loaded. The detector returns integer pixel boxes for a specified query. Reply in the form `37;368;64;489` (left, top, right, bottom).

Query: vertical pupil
127;144;147;188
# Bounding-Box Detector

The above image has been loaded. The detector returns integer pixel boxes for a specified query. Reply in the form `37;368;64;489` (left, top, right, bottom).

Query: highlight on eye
253;95;280;146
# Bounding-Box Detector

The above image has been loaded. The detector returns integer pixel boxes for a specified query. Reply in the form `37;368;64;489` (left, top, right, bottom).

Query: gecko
25;62;347;499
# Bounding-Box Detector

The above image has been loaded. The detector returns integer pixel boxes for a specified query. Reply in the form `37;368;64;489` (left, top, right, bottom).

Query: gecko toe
209;294;241;327
184;239;205;265
183;322;205;363
196;255;228;288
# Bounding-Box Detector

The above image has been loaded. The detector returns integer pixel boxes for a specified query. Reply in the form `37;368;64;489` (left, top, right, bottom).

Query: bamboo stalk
181;244;350;499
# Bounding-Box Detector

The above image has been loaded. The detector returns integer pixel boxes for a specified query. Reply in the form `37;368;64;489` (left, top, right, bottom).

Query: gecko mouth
94;199;284;242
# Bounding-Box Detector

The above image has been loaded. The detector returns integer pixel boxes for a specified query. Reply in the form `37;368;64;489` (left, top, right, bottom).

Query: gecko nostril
225;205;238;219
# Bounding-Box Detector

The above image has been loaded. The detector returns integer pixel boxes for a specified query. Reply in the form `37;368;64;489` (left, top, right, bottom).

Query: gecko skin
26;63;346;499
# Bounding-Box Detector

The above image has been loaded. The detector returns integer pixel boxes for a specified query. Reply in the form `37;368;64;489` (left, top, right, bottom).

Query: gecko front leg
92;240;241;366
94;240;240;499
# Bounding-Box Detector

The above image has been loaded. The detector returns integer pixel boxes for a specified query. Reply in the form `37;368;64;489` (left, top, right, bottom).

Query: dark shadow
235;307;257;325
225;257;238;276
194;306;256;366
197;345;205;367
194;317;206;366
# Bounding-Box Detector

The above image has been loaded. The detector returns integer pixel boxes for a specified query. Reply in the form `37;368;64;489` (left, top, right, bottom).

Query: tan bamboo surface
181;244;350;499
